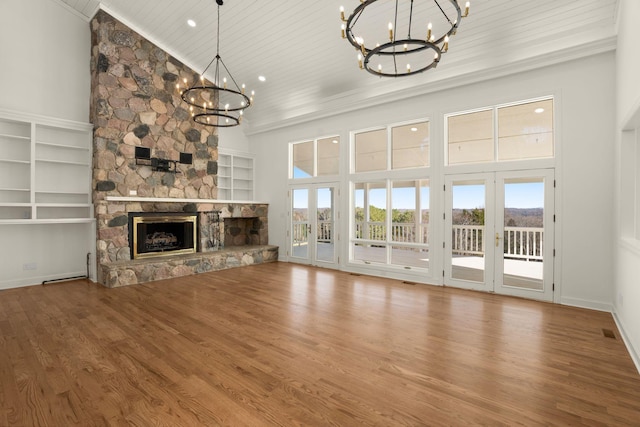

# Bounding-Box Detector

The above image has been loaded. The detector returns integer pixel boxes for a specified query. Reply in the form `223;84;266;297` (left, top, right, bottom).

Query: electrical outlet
23;262;37;271
129;190;137;196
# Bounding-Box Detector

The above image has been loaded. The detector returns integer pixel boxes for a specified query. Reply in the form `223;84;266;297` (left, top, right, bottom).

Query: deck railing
451;225;543;261
354;221;429;243
292;221;334;245
504;226;543;261
451;225;485;256
301;221;542;261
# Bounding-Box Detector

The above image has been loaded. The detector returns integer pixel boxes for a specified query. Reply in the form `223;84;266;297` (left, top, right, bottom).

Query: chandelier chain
434;0;454;26
177;0;253;127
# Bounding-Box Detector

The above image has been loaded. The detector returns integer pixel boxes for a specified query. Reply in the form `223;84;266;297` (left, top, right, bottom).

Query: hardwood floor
1;262;639;426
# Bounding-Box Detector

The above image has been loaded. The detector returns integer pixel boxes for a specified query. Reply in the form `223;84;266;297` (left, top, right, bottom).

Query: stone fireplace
89;11;277;288
95;200;275;287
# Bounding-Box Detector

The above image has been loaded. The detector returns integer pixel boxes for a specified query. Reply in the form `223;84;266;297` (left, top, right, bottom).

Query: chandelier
176;0;253;127
340;0;470;77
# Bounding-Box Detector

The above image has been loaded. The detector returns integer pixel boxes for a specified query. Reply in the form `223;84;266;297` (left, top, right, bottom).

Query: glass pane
353;242;386;264
316;187;334;263
420;180;430;245
318;137;340;176
451;180;485;282
392;122;429;169
498;99;554;161
391;181;416;242
355;129;387;172
292;141;313;178
292;189;309;258
368;183;386;241
502;178;544;290
447;110;493;165
354;183;364;239
391;246;429;269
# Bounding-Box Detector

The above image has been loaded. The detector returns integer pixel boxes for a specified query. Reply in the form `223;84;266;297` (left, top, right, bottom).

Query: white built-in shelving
218;149;255;201
0;109;94;224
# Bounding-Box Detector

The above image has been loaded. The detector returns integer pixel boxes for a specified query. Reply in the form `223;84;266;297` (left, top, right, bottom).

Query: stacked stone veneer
96;201;275;287
90;11;277;287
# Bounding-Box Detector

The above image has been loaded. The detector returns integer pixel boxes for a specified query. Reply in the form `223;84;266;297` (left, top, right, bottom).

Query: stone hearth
95;199;275;287
101;245;278;288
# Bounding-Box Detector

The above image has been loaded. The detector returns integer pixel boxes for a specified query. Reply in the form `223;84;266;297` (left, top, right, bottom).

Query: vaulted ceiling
58;0;618;135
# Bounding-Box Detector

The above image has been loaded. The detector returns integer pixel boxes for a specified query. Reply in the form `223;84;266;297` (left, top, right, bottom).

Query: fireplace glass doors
130;213;198;259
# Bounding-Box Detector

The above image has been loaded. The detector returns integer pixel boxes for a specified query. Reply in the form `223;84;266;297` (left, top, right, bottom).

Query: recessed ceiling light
187;19;196;27
332;139;339;144
258;75;266;82
534;108;545;114
410;127;418;132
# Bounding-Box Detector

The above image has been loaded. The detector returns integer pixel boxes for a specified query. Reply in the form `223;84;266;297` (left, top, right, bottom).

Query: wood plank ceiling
57;0;618;135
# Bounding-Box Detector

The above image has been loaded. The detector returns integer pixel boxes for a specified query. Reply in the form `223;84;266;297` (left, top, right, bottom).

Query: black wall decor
135;148;193;173
135;146;151;159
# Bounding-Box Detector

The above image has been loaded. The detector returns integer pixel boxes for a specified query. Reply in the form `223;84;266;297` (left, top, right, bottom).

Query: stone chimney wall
90;10;219;201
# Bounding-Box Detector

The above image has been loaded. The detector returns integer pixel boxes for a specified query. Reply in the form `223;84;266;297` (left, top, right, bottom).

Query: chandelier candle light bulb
339;0;470;77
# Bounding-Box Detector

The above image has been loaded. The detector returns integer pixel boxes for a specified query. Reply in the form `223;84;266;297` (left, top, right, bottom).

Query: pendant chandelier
339;0;470;77
176;0;253;127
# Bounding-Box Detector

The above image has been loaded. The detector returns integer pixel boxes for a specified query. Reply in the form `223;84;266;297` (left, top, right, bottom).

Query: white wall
614;0;640;370
0;0;94;288
218;126;250;153
0;0;90;122
249;52;616;311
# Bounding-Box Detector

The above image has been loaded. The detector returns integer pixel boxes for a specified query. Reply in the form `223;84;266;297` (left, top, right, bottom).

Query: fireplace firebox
129;213;198;259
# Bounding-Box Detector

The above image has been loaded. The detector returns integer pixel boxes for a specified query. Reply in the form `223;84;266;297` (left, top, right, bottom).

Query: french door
289;184;339;267
444;169;555;301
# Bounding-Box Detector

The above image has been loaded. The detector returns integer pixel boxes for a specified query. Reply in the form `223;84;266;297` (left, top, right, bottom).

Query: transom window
353;120;430;173
446;98;554;165
291;136;340;179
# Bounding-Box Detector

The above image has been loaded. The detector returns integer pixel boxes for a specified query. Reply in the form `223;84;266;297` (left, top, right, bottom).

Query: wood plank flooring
1;262;639;426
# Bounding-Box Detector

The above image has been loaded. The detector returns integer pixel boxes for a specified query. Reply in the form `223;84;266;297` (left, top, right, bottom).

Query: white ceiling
58;0;618;135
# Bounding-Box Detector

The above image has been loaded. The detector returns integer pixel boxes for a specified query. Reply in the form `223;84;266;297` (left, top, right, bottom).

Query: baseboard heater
42;253;91;285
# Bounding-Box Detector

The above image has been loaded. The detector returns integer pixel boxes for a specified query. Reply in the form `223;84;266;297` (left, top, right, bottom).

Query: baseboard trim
559;296;612;312
0;271;87;290
612;311;640;375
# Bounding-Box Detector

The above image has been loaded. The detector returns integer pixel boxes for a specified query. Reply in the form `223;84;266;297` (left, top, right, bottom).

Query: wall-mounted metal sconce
135;147;192;173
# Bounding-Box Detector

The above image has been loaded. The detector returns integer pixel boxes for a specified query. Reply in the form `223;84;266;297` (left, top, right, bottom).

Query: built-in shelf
0;158;30;165
0;218;95;225
0;133;30;140
0;110;93;223
218;149;255;201
36;141;90;151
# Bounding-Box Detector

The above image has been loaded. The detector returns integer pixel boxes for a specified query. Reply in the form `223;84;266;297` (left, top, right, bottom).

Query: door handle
495;232;501;247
